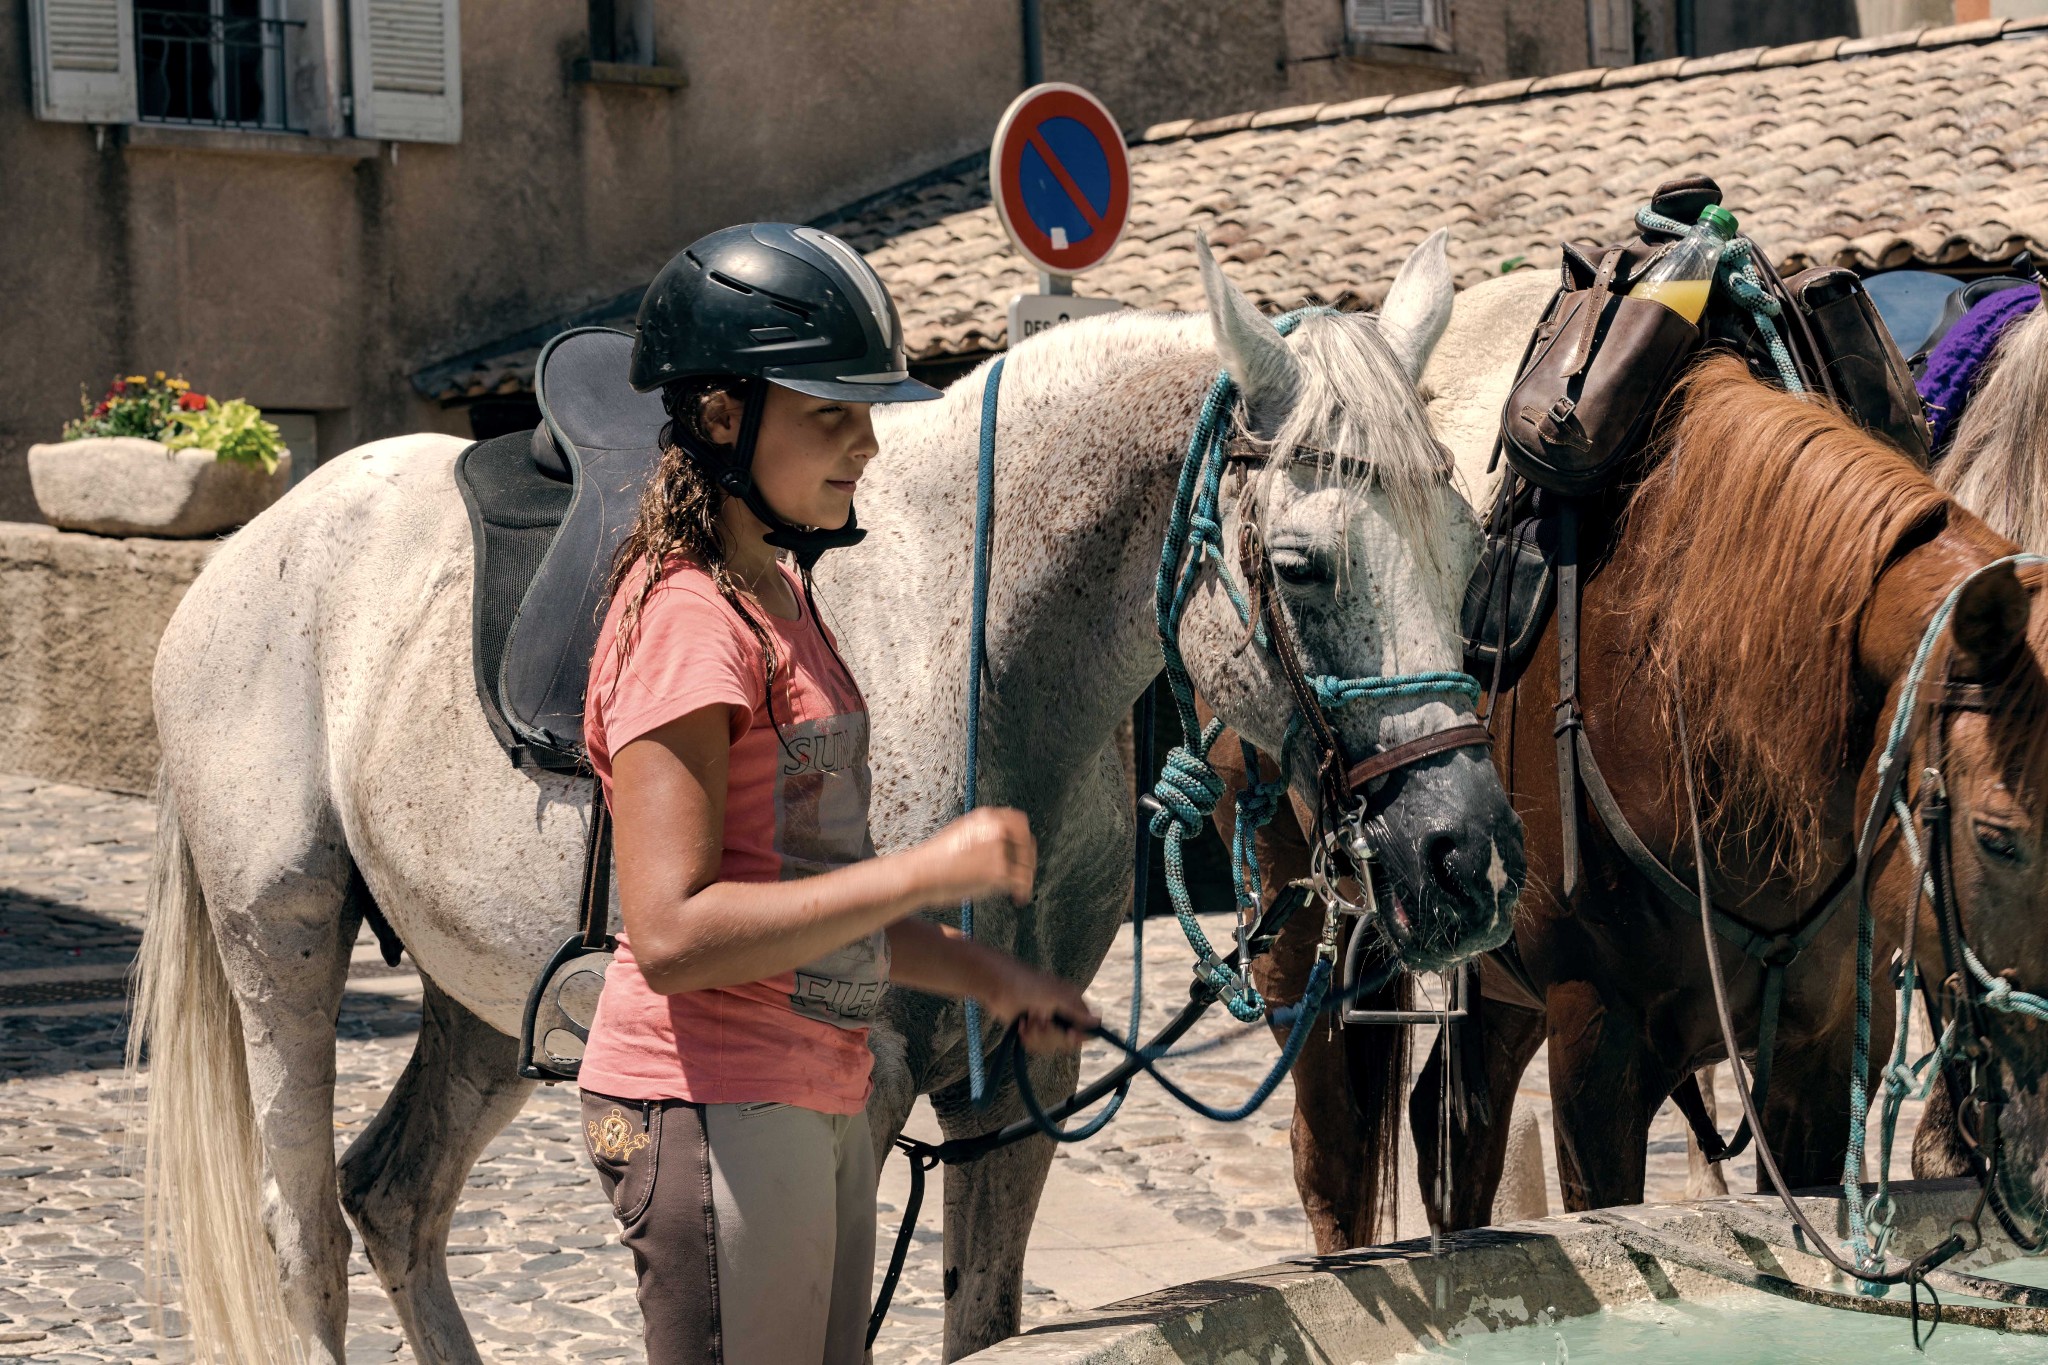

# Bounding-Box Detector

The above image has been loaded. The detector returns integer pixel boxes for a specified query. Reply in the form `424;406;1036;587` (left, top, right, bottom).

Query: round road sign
990;83;1130;277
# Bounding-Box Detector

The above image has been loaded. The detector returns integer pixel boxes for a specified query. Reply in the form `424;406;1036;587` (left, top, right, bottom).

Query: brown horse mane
1615;355;1957;882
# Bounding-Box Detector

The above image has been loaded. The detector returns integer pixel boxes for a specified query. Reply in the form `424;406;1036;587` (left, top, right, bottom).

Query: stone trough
960;1180;2040;1363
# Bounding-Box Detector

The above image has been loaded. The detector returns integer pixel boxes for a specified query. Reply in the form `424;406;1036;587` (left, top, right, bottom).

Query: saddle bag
1781;266;1933;464
1498;242;1702;496
1460;510;1559;694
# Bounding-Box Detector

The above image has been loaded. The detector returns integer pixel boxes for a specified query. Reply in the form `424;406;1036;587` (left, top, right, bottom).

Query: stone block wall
0;523;212;795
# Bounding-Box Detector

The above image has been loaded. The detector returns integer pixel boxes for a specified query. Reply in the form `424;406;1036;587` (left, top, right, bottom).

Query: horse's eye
1975;820;2025;866
1270;552;1327;587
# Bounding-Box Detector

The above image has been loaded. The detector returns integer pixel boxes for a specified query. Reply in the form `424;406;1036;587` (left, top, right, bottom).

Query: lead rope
958;358;1003;1105
1634;205;1803;395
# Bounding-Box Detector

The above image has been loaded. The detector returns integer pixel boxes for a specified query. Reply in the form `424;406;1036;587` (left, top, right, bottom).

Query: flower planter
26;437;291;538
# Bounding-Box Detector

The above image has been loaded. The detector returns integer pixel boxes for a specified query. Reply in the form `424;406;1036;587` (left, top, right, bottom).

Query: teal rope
1635;205;1803;394
959;357;1006;1105
1147;307;1481;1022
1843;553;2048;1280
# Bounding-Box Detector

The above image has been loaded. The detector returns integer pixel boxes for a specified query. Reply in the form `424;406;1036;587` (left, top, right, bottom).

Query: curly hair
603;375;782;703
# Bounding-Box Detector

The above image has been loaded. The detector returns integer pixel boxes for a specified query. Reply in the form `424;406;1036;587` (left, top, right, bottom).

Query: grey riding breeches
581;1090;878;1364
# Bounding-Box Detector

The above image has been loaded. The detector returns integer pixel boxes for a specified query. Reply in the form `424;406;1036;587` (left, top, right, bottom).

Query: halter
1841;554;2048;1281
955;309;1489;1103
1678;553;2048;1334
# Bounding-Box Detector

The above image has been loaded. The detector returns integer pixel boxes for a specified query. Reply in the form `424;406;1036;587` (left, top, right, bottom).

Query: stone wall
0;0;1024;519
0;524;211;795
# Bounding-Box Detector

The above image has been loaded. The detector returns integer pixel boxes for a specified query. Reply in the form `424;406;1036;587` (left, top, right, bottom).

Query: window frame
1344;0;1454;53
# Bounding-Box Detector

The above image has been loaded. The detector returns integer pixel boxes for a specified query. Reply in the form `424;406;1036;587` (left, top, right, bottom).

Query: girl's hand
914;807;1036;906
980;957;1099;1054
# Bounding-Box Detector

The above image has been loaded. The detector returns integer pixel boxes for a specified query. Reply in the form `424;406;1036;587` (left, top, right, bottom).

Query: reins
1665;554;2048;1347
869;314;1492;1346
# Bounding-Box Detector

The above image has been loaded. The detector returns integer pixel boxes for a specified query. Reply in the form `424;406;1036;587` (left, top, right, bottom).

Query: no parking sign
991;83;1131;278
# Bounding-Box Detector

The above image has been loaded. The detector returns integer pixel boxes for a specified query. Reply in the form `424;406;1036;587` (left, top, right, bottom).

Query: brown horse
1223;355;2048;1248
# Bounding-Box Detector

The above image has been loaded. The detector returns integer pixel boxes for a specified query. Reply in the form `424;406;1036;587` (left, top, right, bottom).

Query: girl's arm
885;916;1096;1051
611;705;1055;1008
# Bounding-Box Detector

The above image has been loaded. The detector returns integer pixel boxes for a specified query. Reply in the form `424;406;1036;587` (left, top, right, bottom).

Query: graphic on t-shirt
777;712;887;1027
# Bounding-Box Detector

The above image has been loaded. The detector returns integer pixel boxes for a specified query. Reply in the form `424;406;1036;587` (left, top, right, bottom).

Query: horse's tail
128;764;300;1364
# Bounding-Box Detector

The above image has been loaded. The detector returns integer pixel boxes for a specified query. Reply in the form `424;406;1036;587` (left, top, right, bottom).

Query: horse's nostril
1425;833;1468;904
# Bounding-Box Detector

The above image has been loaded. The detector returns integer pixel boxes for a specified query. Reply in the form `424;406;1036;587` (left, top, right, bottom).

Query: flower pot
26;437;292;538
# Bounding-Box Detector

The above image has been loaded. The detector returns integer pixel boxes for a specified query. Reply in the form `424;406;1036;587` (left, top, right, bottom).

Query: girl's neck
720;498;798;617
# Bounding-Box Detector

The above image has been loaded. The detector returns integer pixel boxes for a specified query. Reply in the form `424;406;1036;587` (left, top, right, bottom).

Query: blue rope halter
955;311;1482;1104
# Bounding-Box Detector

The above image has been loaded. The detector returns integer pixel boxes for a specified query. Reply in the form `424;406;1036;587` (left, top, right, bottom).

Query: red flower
110;380;127;394
178;391;208;411
92;401;110;417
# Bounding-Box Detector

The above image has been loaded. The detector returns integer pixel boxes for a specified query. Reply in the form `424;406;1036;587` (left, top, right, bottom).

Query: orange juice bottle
1627;204;1737;324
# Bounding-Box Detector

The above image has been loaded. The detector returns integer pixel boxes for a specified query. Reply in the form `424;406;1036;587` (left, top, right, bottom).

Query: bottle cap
1698;204;1738;239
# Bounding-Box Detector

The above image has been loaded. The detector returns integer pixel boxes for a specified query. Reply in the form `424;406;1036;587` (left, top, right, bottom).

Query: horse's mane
1939;304;2048;552
1241;308;1460;578
1617;355;1953;880
988;306;1459;573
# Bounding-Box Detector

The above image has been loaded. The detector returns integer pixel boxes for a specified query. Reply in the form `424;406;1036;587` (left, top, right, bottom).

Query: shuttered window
1346;0;1452;51
347;0;462;142
28;0;139;122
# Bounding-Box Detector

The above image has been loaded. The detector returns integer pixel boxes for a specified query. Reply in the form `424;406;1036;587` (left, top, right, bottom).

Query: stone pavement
0;773;1914;1363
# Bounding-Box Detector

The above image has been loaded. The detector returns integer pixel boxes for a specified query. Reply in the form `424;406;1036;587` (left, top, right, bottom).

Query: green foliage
166;399;286;473
63;372;190;441
62;373;284;473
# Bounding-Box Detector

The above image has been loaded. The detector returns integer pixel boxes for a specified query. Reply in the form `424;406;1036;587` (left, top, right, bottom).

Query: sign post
990;82;1130;344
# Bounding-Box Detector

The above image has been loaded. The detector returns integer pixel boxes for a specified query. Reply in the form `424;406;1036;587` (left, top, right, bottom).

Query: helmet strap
683;380;868;572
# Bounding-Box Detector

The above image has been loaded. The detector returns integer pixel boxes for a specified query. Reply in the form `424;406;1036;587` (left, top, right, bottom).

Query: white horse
132;234;1524;1364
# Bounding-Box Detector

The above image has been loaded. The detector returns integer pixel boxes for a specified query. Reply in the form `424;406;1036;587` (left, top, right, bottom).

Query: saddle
1461;175;1932;693
453;327;669;772
1458;175;1935;1163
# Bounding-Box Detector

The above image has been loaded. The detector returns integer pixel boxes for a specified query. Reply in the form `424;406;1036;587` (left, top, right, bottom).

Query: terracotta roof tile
418;25;2048;396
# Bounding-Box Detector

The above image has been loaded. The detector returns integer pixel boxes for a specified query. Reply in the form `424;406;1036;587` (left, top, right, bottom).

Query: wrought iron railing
136;8;305;133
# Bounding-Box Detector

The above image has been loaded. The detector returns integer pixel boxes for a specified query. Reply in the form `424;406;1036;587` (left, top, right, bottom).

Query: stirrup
519;933;615;1082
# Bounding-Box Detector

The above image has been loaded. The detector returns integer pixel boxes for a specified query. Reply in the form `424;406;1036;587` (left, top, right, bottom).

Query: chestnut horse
1226;355;2048;1248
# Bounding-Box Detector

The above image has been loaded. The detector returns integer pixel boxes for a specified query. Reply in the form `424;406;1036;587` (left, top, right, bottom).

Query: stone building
4;0;2035;529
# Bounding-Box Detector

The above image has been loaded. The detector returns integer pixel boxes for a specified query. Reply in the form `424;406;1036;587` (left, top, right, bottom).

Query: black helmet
628;224;940;566
630;223;940;402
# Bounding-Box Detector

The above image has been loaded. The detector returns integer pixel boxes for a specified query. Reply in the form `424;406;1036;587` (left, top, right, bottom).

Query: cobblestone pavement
0;774;1917;1363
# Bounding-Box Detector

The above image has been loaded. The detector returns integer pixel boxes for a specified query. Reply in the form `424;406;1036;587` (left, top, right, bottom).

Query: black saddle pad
454;328;668;771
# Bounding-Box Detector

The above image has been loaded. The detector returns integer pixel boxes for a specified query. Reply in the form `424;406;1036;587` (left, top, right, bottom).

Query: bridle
1681;553;2048;1338
1140;314;1495;1023
1223;447;1493;932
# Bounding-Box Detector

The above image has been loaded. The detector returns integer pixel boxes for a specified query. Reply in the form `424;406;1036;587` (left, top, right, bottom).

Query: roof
418;16;2048;401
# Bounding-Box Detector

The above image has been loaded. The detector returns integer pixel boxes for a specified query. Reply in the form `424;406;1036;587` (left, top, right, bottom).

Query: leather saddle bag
1781;266;1933;464
1499;243;1704;496
1460;512;1559;694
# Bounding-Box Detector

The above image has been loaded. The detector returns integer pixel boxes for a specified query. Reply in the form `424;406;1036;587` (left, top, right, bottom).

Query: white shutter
348;0;462;143
1346;0;1452;50
28;0;137;123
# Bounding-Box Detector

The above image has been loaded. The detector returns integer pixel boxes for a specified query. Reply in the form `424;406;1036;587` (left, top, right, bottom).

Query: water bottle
1627;204;1738;325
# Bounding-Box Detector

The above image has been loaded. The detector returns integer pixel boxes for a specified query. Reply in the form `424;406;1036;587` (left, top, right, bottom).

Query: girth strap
579;774;613;951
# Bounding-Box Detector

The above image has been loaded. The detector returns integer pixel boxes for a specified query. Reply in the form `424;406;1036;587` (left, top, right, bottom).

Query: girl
578;223;1096;1364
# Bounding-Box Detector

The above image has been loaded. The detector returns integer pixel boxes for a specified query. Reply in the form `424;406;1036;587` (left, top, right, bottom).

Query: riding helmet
629;224;939;565
630;223;940;402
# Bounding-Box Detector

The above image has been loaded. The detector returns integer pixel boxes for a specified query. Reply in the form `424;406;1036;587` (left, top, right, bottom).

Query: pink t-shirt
578;558;886;1114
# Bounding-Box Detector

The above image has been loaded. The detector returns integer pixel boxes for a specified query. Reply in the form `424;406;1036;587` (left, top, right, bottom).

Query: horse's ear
1951;562;2031;682
1378;227;1455;382
1198;231;1299;418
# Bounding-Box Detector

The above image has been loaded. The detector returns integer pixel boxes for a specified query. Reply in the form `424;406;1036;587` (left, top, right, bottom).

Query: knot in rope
1633;205;1801;394
1149;740;1227;841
